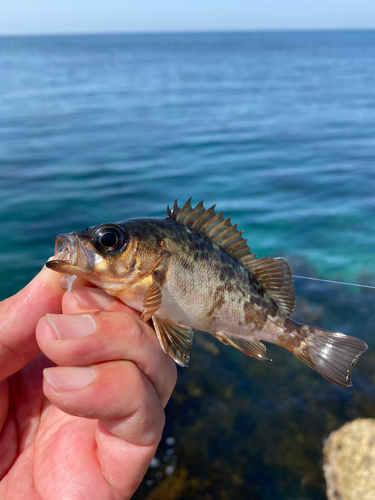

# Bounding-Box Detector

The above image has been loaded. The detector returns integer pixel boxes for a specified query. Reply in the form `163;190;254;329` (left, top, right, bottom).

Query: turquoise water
1;31;375;499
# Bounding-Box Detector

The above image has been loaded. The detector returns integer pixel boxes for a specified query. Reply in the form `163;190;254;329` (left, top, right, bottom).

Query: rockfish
46;199;368;387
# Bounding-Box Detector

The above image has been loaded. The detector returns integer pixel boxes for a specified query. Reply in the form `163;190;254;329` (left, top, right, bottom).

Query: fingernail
73;286;116;309
46;314;96;340
44;366;95;391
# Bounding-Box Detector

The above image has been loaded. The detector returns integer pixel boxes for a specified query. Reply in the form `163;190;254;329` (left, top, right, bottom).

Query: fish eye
92;224;126;254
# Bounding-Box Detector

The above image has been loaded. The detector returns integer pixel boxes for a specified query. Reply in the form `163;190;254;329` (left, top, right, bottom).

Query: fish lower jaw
46;260;80;275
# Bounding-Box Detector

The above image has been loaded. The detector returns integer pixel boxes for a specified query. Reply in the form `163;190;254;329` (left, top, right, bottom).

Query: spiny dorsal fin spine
227;238;247;253
191;204;216;229
232;247;251;259
242;254;257;262
207;216;231;237
168;199;295;315
219;226;241;247
200;210;224;233
176;197;192;222
172;199;180;215
211;219;233;240
184;200;204;224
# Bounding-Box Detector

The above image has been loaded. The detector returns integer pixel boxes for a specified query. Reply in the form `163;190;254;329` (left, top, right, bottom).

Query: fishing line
293;275;375;290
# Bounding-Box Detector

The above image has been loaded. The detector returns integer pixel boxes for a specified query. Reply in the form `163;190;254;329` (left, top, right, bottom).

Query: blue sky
1;0;375;35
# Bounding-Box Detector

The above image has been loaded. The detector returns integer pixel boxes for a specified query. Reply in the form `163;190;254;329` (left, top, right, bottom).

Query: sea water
1;31;375;499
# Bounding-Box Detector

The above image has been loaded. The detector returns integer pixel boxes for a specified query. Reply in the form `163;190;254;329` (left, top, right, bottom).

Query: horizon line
1;27;375;38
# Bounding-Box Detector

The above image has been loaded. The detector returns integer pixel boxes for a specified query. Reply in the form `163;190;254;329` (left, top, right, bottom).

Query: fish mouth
46;234;78;273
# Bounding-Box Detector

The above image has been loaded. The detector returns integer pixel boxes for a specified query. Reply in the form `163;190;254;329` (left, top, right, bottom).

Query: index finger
0;266;64;380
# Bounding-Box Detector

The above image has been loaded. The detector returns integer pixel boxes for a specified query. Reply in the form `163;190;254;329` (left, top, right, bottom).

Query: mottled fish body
47;199;368;387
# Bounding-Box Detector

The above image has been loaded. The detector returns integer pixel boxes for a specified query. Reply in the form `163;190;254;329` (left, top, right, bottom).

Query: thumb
0;266;64;380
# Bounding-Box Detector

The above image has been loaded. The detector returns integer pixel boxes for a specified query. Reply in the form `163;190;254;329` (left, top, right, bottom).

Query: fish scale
47;198;368;387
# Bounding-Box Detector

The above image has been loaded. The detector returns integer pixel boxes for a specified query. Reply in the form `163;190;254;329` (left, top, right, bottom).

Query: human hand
0;267;177;499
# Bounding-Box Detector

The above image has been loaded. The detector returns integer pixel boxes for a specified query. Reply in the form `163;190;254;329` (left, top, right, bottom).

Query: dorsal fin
167;199;295;316
246;257;295;315
167;198;255;262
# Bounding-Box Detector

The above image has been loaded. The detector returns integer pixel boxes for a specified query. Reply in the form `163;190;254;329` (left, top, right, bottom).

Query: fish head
46;220;161;294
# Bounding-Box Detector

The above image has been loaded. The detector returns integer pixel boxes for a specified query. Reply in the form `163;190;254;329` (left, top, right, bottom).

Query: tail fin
285;320;368;387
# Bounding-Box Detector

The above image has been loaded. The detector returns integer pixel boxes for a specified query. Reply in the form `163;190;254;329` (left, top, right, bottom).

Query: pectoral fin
215;333;270;361
141;281;163;322
141;253;170;322
152;317;194;367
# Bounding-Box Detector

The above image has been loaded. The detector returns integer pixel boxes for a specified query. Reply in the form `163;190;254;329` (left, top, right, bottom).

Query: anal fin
152;317;194;367
215;333;270;361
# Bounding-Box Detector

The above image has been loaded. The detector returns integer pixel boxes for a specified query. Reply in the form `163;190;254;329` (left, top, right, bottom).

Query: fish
46;198;368;387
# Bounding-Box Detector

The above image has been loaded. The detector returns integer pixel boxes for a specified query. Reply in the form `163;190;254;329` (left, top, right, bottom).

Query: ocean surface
1;31;375;499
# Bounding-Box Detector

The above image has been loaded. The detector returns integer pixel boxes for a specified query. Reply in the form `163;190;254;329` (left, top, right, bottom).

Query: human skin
0;267;177;499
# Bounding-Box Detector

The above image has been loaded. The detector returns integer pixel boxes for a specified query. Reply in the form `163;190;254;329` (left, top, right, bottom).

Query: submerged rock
324;418;375;500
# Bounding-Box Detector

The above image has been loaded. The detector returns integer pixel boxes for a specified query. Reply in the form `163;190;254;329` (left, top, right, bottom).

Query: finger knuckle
97;310;146;344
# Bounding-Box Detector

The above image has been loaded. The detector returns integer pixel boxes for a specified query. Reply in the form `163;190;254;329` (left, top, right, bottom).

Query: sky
1;0;375;36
